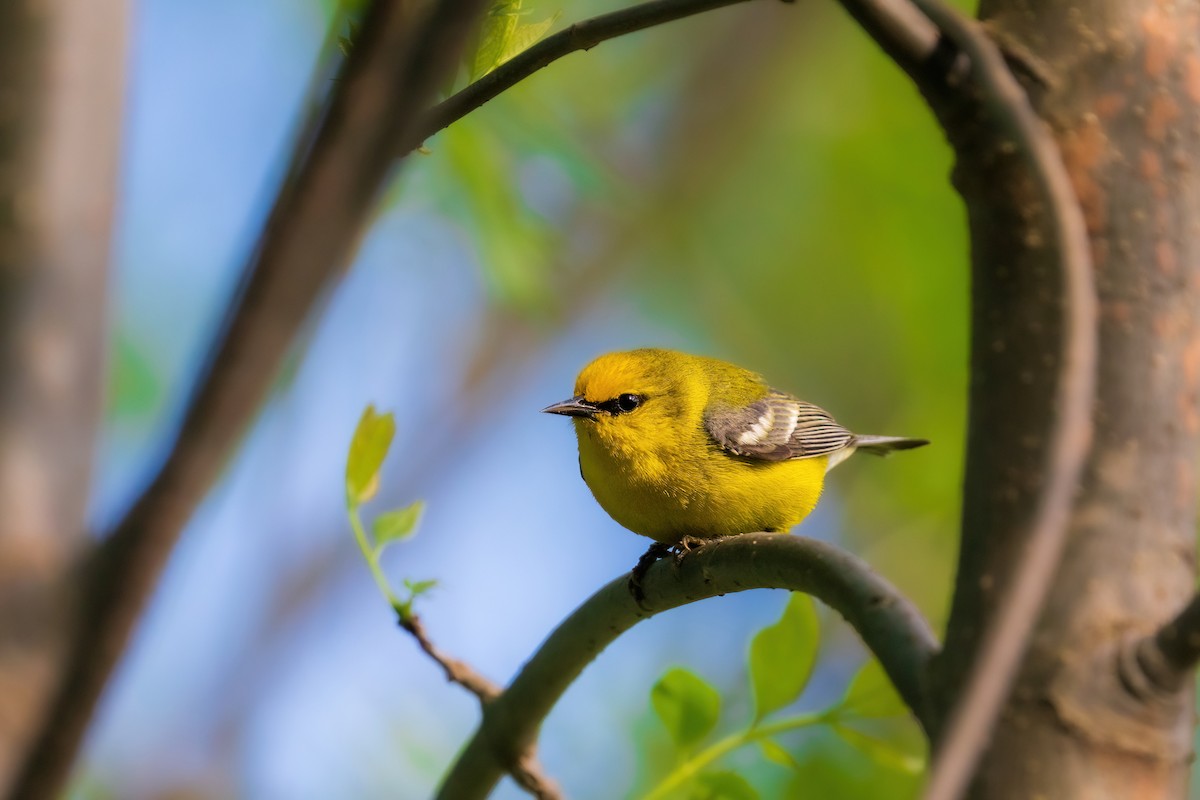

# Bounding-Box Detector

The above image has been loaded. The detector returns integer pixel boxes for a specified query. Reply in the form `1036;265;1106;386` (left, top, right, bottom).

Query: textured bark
0;0;126;790
930;1;1200;796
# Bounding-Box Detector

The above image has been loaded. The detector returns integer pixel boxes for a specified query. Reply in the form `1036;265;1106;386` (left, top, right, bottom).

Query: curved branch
412;0;757;150
894;4;1096;800
435;533;938;800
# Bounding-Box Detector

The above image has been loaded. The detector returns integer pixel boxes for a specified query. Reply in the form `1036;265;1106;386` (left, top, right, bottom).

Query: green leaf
345;405;395;505
839;659;908;719
758;738;801;771
471;0;521;80
470;1;559;79
689;771;759;800
500;13;558;64
748;593;820;720
403;578;438;597
651;667;721;750
371;501;424;551
831;723;925;774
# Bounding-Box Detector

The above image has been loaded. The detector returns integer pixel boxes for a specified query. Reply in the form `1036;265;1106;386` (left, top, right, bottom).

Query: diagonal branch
435;533;939;800
7;2;490;797
413;0;759;149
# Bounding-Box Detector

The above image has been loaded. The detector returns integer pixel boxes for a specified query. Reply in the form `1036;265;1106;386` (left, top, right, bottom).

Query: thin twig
399;615;561;799
411;0;759;150
435;533;939;800
401;615;501;702
7;2;489;797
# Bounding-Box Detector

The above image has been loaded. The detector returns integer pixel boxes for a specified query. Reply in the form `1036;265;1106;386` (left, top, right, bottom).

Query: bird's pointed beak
542;395;598;420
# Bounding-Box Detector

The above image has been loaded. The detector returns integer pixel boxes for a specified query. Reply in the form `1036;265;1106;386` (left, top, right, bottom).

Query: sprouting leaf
372;501;424;551
346;405;395;505
403;578;438;597
839;659;909;720
831;723;925;774
758;738;801;771
651;668;721;750
689;771;760;800
748;593;820;721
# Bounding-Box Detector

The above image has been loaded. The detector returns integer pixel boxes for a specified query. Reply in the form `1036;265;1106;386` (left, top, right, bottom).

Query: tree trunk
931;1;1199;796
0;0;126;789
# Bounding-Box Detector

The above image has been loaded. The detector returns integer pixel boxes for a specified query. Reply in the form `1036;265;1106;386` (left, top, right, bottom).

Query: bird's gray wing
704;391;854;461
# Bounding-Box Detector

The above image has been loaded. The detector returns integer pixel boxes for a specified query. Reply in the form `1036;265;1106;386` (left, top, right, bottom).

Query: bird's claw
628;537;713;609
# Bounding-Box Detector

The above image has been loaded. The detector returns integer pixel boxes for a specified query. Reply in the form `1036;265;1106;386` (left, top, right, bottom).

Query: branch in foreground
7;2;490;797
435;533;939;800
1130;593;1200;695
399;616;561;799
413;0;758;149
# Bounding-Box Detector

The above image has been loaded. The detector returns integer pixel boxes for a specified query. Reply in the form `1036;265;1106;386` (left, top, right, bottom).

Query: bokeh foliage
94;0;978;796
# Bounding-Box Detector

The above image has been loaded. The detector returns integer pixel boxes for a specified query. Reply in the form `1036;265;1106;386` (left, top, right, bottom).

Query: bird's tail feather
853;435;930;455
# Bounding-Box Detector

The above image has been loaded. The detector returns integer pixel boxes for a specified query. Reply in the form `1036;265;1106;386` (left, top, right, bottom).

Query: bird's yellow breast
576;422;828;542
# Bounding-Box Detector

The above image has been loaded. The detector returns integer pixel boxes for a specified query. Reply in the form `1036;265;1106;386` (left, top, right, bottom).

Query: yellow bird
543;348;927;545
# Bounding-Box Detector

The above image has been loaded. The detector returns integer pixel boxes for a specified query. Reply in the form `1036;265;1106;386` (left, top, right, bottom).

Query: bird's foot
672;535;708;570
628;542;672;609
627;537;716;609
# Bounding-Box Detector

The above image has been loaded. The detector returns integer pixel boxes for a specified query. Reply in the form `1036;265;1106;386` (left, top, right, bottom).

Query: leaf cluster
345;405;433;621
643;594;924;799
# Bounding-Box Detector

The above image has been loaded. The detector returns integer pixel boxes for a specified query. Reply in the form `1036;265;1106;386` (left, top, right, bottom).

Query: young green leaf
690;771;759;800
346;405;395;505
839;659;909;719
831;723;925;774
403;578;438;597
758;738;802;771
651;667;721;750
748;593;820;721
471;0;521;80
371;501;424;551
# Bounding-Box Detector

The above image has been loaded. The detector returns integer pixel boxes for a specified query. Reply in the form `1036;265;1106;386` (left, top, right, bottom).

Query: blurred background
83;0;973;796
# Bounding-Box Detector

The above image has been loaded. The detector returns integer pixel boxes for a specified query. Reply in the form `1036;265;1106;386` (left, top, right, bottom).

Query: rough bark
0;0;126;789
930;1;1200;796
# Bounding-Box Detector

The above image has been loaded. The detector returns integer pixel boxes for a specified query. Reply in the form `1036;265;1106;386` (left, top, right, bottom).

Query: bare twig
830;2;1096;799
412;0;759;149
399;615;561;799
436;533;939;800
7;2;489;797
401;615;501;703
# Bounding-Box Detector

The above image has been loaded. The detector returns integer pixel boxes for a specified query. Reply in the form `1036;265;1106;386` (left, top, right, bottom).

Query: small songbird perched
543;348;928;550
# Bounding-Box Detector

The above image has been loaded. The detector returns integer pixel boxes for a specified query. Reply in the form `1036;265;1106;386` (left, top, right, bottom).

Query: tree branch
412;0;758;150
825;1;1099;798
435;533;938;800
7;2;490;797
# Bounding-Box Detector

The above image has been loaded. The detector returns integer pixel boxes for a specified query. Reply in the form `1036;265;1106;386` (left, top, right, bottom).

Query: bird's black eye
596;393;644;416
616;393;642;413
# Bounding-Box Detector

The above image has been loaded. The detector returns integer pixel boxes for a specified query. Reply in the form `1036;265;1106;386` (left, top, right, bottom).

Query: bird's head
543;349;706;456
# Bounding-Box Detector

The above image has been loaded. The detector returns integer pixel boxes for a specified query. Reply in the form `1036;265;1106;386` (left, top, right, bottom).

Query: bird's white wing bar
705;391;854;461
